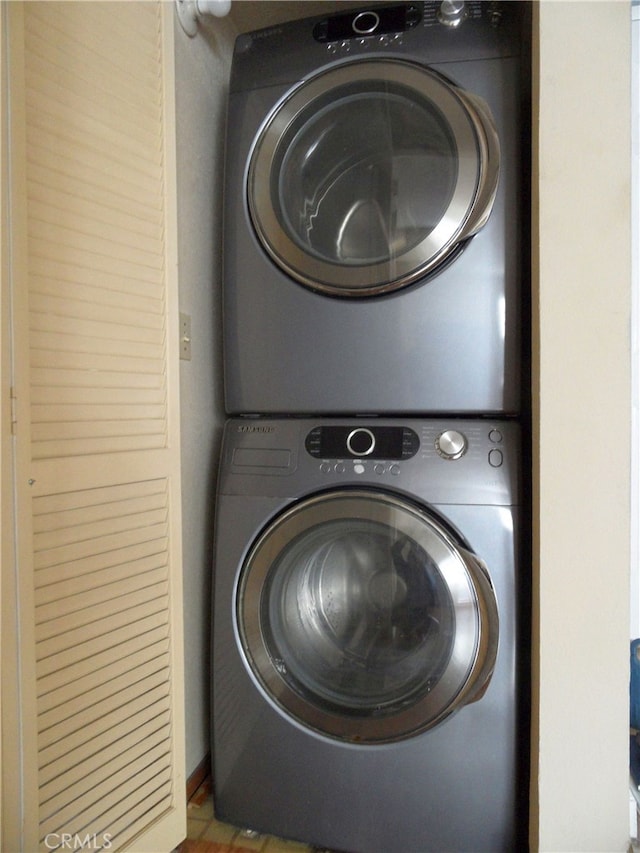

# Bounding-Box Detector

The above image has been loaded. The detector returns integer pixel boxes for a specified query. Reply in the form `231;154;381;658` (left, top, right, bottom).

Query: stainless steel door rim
248;59;500;296
237;489;499;742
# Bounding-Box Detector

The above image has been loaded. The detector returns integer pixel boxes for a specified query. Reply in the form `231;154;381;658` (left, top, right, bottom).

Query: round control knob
347;428;375;457
437;0;467;27
436;429;468;460
352;10;380;34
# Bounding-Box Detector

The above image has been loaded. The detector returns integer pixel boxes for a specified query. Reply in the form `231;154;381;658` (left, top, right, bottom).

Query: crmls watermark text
44;833;112;850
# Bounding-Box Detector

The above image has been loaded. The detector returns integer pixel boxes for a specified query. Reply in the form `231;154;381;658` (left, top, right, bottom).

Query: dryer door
248;59;499;297
237;489;499;743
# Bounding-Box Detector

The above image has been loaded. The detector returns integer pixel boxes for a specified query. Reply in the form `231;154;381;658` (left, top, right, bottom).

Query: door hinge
10;386;17;434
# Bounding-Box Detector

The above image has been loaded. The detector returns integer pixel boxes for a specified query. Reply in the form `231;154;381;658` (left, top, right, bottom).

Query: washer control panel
306;425;419;460
222;419;518;505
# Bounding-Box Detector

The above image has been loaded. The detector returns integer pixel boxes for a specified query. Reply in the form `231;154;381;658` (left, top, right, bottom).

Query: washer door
248;59;499;297
237;490;499;743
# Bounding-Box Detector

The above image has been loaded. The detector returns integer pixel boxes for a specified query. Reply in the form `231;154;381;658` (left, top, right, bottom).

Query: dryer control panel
313;5;422;43
305;425;419;460
312;2;505;44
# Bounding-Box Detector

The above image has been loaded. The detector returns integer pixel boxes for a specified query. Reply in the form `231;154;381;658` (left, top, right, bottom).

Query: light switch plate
180;313;192;361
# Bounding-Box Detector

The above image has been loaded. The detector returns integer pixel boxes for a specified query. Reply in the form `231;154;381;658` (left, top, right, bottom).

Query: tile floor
184;789;317;853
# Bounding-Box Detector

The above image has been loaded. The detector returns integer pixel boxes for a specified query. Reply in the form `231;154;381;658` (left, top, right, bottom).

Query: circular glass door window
248;60;499;296
237;490;499;743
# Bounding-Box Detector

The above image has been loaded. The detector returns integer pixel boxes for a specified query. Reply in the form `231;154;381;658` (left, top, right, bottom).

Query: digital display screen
306;426;419;460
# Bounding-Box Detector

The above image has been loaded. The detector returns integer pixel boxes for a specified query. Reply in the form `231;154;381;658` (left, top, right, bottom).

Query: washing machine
211;417;526;852
222;2;529;416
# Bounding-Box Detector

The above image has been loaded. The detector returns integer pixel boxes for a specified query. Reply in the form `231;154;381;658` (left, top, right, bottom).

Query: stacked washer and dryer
212;3;530;851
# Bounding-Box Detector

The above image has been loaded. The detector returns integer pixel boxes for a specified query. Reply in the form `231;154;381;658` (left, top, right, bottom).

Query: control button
389;464;401;476
406;4;422;26
320;462;331;474
488;4;503;28
354;463;365;474
437;0;467;27
488;429;503;444
335;462;346;474
435;429;468;460
374;463;385;475
488;449;503;468
347;428;375;457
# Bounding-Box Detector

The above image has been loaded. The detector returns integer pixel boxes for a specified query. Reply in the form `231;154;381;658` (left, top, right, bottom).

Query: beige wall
174;13;236;775
533;2;631;849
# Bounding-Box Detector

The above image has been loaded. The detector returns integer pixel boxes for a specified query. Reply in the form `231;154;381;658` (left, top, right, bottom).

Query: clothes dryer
223;2;529;415
211;417;526;852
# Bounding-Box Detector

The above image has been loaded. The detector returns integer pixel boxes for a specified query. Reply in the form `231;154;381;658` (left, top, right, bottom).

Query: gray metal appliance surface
222;2;529;415
212;417;525;852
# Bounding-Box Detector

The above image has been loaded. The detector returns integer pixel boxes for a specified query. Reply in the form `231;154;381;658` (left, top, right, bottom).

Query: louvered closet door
3;3;185;851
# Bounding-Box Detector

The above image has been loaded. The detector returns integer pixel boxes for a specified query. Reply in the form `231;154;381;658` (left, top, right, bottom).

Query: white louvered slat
33;478;166;513
4;3;185;849
28;218;164;272
37;638;170;718
31;404;167;423
31;436;168;462
31;370;164;394
37;655;171;740
33;485;167;532
35;501;167;556
29;255;165;300
37;541;165;577
36;588;170;663
28;167;163;246
31;173;162;241
32;388;166;410
39;755;173;848
36;595;169;663
29;291;165;331
30;348;164;375
31;413;167;459
41;752;172;836
36;609;170;678
25;50;162;143
38;706;172;791
38;669;170;751
105;792;175;853
39;779;174;853
29;306;164;341
35;573;169;623
27;123;163;203
37;623;170;696
38;675;170;754
27;3;164;91
30;330;164;360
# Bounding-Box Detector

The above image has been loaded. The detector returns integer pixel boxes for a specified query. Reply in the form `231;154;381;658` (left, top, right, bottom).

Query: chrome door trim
236;489;499;743
248;59;500;297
